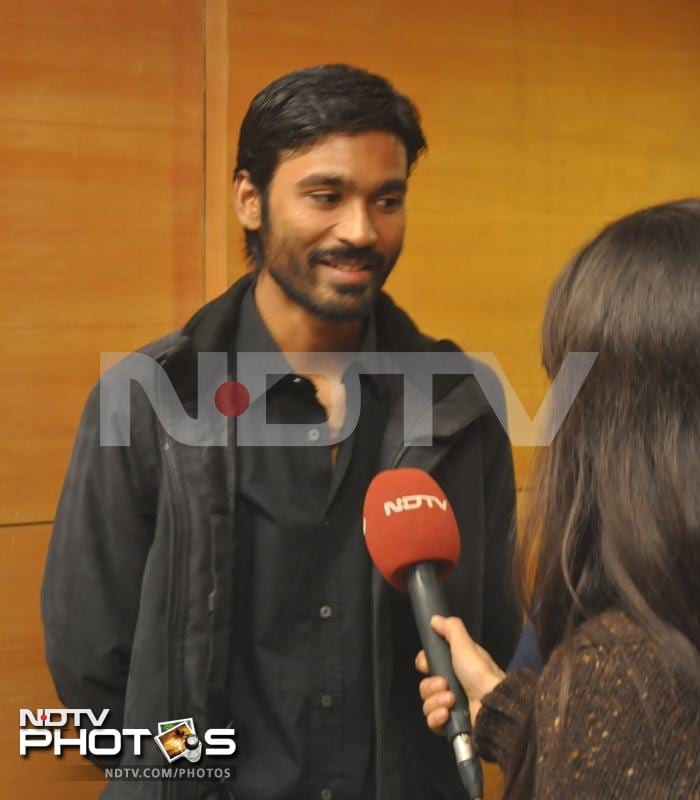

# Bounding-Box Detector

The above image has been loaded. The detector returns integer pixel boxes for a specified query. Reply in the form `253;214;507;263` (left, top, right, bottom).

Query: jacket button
319;605;332;619
320;694;333;708
321;790;333;800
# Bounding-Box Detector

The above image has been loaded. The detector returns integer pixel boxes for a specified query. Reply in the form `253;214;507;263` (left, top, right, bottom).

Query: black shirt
229;287;387;800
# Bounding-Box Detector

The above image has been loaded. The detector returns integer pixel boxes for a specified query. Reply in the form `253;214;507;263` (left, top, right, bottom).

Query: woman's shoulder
540;609;682;708
570;608;648;650
541;609;656;681
534;610;698;797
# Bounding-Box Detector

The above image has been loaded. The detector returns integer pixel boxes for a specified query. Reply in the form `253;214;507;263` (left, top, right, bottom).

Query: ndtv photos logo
19;708;236;762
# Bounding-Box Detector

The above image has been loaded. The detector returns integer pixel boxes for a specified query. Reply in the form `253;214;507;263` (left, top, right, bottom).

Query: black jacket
42;273;521;799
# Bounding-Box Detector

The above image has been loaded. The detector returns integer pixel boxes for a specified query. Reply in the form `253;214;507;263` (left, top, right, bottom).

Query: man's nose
335;200;378;248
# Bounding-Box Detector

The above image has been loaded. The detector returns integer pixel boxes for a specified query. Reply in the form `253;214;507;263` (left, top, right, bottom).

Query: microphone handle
405;562;484;800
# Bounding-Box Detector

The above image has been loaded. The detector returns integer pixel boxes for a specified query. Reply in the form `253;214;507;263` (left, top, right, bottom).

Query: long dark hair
506;199;700;796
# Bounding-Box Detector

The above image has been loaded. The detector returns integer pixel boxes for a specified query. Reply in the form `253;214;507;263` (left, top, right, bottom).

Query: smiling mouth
318;259;371;271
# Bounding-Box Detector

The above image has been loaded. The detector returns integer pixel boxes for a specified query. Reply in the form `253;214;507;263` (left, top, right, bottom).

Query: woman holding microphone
417;199;700;798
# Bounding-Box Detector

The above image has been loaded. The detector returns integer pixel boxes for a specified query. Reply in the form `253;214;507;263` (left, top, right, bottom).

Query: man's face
257;131;408;322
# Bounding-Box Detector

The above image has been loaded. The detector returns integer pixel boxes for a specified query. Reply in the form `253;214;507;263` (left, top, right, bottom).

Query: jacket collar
373;292;491;441
157;272;256;405
160;272;490;437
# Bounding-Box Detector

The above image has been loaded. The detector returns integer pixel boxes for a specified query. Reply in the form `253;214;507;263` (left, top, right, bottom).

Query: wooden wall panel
226;0;700;491
0;2;206;796
205;0;232;299
0;0;205;525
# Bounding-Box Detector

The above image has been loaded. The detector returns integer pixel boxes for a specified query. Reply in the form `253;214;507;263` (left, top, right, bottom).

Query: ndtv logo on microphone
383;494;448;516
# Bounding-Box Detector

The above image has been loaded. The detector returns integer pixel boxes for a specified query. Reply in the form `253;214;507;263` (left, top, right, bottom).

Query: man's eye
377;196;403;211
310;192;341;205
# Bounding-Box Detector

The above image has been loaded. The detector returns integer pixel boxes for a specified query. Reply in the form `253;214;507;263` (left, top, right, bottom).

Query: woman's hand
415;615;506;733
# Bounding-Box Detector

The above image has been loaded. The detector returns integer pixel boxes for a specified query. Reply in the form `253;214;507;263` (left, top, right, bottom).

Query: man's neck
253;269;366;354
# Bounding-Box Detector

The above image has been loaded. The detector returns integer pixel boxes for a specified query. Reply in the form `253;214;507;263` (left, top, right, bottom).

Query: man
43;65;521;800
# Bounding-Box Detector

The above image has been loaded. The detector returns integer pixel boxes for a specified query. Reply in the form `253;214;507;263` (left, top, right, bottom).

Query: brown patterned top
474;610;699;798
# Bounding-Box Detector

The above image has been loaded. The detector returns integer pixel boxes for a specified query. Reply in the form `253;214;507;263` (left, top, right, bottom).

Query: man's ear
233;170;262;231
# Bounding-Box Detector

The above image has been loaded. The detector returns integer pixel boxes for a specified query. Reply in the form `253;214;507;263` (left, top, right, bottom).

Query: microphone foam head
363;468;460;591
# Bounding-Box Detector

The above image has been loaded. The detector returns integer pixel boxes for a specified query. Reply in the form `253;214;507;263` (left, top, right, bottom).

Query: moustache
308;246;387;270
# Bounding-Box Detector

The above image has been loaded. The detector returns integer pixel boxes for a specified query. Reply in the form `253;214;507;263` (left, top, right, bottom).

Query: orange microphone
364;468;483;800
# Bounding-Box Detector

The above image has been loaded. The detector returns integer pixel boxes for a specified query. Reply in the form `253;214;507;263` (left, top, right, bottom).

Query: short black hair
234;64;427;266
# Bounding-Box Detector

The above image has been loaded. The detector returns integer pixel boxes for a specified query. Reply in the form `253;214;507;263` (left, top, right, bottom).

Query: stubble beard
263;235;401;323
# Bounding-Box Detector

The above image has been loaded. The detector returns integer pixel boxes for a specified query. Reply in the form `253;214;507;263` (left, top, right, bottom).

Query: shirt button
320;693;333;708
321;790;333;800
307;428;320;442
319;605;332;619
